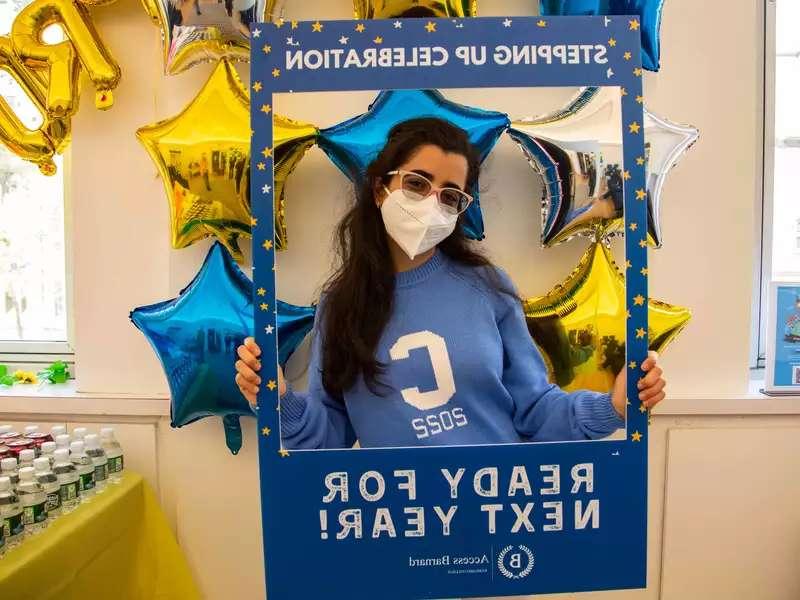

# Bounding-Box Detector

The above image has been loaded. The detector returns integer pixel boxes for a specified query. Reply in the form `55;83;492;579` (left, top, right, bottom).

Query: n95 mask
380;188;458;260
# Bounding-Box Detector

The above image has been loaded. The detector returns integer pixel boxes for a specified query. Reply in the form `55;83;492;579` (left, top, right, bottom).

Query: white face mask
380;187;458;260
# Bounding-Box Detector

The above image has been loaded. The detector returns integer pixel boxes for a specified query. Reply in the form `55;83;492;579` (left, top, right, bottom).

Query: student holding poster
235;116;666;449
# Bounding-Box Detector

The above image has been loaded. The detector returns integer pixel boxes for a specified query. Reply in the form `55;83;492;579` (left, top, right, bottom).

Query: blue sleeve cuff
279;386;307;437
574;391;625;439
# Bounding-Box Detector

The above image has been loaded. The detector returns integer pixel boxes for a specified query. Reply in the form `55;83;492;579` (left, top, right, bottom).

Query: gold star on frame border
524;241;691;394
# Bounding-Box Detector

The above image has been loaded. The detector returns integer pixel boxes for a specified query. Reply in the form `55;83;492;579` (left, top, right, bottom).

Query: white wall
8;0;799;599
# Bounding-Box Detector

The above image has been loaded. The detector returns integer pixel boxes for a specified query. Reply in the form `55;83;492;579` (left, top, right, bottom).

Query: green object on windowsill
37;360;70;384
0;364;12;386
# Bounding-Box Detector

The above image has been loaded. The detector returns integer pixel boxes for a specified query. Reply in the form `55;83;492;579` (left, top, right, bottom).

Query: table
0;472;201;600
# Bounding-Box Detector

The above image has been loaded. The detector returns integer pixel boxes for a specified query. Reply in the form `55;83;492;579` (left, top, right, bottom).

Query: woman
236;117;666;449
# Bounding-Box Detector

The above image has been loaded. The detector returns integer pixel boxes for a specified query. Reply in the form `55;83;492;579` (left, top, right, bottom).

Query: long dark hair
319;116;517;398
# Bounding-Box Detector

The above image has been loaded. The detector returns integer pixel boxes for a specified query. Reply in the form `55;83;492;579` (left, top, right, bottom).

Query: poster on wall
251;16;650;599
765;281;800;394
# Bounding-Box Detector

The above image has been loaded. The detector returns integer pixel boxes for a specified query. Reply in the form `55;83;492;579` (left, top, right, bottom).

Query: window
0;2;71;366
771;1;800;280
754;0;800;371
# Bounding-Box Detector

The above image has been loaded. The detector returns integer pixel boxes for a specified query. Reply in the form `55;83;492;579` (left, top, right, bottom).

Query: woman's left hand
611;350;666;418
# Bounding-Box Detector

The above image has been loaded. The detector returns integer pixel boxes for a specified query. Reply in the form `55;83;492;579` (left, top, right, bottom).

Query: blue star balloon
539;0;666;71
131;242;316;454
318;89;510;240
275;300;316;366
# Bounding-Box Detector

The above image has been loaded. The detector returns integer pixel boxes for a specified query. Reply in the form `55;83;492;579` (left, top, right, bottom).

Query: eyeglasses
386;170;473;215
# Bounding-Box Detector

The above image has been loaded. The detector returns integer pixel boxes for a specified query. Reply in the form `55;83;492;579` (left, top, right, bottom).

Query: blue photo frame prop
252;15;648;599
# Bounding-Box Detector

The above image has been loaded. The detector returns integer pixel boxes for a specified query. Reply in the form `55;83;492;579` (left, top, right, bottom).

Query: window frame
752;0;776;371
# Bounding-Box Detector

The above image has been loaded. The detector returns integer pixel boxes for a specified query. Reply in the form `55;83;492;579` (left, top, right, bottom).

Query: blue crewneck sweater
279;249;625;449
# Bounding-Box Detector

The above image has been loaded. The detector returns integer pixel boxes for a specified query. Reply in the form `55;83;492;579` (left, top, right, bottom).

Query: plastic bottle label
23;502;46;524
79;471;95;491
94;464;108;482
4;512;23;537
108;456;124;474
45;491;61;512
60;481;78;502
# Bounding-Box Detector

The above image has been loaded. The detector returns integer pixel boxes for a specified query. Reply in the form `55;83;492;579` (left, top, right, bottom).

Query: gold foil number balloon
524;241;690;393
353;0;477;18
137;59;252;261
11;0;121;118
0;36;70;175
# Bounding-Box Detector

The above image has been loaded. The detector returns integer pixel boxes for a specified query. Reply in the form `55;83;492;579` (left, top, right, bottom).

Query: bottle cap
55;434;71;448
72;427;88;440
100;427;114;439
33;457;50;472
0;476;9;491
18;466;35;481
23;426;39;435
50;425;66;438
85;434;100;450
53;449;70;462
19;449;35;463
69;441;85;454
41;442;56;455
1;457;16;471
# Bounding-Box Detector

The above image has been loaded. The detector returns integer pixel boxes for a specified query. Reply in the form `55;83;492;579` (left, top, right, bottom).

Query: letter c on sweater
389;330;456;410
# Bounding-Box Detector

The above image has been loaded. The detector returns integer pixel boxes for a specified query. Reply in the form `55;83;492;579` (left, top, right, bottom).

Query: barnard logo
497;545;534;579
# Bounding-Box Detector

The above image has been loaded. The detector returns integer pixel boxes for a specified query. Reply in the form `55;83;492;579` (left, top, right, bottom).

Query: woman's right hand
235;337;287;408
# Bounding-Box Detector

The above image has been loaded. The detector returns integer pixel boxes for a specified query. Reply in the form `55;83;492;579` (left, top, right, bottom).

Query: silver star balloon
142;0;268;74
507;86;698;248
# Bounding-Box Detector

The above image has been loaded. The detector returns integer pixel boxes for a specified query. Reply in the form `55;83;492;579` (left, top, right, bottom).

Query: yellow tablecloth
0;472;201;600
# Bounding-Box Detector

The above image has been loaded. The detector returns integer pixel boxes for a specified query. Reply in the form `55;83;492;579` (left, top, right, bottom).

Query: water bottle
25;430;53;455
0;476;23;549
18;449;35;470
17;467;47;535
40;442;56;467
55;434;71;451
50;425;66;439
100;428;124;484
71;427;88;443
0;428;20;444
52;449;80;512
1;458;19;487
34;457;61;519
70;441;95;499
0;425;14;443
84;434;108;492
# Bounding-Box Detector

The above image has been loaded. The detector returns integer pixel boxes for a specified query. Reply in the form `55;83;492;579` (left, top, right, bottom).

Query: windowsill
0;380;170;417
652;370;800;415
0;377;799;419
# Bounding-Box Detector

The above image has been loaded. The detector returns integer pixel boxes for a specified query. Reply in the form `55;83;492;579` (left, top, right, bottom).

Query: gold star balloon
524;241;690;393
353;0;477;18
142;0;266;74
137;59;251;260
270;114;318;251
